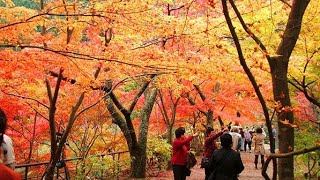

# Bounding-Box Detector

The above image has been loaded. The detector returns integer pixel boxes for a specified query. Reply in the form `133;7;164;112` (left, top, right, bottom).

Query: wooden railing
15;150;129;180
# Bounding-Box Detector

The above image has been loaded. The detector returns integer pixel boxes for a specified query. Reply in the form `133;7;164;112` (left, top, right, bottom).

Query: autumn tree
102;76;157;178
1;0;318;179
0;2;210;178
156;88;182;144
217;0;316;179
288;52;320;108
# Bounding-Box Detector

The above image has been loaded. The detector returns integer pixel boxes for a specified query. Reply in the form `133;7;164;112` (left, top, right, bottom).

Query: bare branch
0;44;178;71
262;145;320;180
279;0;292;8
2;91;49;109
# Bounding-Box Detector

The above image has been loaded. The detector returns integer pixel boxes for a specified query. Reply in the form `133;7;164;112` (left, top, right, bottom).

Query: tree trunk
269;1;310;179
221;0;310;178
270;60;294;179
131;146;147;178
104;84;157;178
132;88;157;178
206;109;214;128
167;125;173;145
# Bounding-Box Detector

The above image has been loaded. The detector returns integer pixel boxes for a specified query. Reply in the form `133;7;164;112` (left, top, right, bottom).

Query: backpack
186;151;197;168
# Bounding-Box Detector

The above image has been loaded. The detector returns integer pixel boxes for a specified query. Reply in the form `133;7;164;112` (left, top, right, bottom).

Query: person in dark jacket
207;133;244;180
171;127;198;180
203;127;228;180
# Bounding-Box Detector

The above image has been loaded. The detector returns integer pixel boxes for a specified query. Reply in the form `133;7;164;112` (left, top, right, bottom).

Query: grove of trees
0;0;319;179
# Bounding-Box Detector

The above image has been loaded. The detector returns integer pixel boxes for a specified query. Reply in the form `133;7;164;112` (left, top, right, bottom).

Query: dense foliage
0;0;319;179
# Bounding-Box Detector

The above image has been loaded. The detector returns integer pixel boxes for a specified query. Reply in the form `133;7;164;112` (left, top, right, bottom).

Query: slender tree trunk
167;125;173;145
270;59;294;179
270;1;310;179
220;0;311;178
206;109;214;128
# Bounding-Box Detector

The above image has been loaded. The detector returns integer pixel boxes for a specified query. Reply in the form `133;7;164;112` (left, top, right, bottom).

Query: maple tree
217;0;320;179
288;55;320;108
101;76;157;178
156;88;183;145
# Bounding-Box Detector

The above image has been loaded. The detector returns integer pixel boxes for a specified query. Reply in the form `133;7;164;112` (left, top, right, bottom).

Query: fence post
24;166;28;180
16;150;129;179
117;152;121;180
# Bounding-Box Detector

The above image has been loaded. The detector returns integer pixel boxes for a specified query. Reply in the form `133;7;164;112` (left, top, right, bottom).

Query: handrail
16;150;129;168
15;150;130;180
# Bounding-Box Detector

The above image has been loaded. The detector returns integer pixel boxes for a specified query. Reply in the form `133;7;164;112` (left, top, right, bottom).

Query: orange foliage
0;0;295;166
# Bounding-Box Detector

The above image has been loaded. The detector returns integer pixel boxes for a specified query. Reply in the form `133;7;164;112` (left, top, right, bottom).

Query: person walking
243;128;252;153
202;127;228;180
207;133;244;180
229;126;241;151
252;127;266;169
239;127;245;151
0;108;21;180
272;125;278;150
171;127;198;180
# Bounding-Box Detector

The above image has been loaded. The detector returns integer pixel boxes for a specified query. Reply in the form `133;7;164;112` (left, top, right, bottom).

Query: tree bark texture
104;79;157;178
269;0;310;179
132;88;157;177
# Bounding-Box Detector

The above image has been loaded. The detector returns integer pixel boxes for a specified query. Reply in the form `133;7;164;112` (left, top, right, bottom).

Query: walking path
147;145;272;180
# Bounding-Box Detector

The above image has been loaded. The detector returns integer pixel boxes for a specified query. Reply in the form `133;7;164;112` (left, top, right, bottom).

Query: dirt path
188;151;272;180
147;145;272;180
237;151;272;180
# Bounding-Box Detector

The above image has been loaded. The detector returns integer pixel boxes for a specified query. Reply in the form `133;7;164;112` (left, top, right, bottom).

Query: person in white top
229;126;241;151
1;134;16;169
0;108;21;180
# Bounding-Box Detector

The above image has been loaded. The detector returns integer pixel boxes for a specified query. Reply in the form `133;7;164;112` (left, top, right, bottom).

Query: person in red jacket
0;152;21;180
171;127;198;180
0;108;21;180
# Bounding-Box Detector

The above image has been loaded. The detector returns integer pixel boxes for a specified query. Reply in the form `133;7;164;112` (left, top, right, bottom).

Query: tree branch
222;0;277;178
193;84;206;101
128;74;156;113
0;44;178;71
2;91;49;109
262;145;320;180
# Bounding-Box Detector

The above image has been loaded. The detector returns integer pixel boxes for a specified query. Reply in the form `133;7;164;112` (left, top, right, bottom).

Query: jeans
244;140;252;152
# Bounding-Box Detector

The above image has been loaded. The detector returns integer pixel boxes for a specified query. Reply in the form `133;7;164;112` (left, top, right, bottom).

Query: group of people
227;125;267;169
1;106;268;180
0;108;21;179
171;125;267;180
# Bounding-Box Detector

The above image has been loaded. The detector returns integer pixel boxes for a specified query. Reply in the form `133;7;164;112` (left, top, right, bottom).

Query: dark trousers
254;155;265;167
205;167;211;180
244;140;252;152
172;164;187;180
